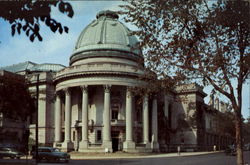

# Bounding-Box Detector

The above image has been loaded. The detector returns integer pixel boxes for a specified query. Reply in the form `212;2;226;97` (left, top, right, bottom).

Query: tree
0;71;35;121
214;111;235;137
121;0;250;164
0;0;74;42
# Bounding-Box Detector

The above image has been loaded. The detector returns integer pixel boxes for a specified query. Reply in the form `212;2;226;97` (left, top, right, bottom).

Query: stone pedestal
61;141;74;152
79;140;88;151
102;141;113;153
144;142;151;149
123;141;135;152
151;141;160;152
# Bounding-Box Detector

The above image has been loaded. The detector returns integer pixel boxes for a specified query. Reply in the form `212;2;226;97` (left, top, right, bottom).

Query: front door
111;131;120;152
112;138;119;152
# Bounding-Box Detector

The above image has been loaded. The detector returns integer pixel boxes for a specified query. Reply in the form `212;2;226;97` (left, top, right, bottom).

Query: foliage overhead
0;0;74;42
121;0;250;88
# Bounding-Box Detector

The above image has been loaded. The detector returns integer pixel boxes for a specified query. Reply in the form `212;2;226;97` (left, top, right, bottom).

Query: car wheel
56;158;60;163
65;160;69;163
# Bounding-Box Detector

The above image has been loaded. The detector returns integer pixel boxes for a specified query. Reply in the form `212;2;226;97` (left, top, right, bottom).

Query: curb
69;151;222;160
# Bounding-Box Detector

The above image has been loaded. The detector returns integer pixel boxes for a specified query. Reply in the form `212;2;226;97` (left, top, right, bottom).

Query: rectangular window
111;104;119;120
112;110;118;120
97;130;102;141
73;131;75;141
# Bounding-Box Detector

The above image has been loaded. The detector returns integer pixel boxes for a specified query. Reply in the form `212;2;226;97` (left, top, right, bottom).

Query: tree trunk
235;107;244;165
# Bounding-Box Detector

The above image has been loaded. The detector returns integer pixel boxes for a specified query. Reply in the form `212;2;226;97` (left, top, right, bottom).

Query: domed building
52;10;152;152
0;10;234;153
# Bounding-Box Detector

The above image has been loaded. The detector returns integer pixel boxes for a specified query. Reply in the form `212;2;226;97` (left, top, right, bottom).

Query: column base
151;141;160;152
144;142;151;149
61;141;74;152
102;141;113;153
123;141;135;152
78;140;88;152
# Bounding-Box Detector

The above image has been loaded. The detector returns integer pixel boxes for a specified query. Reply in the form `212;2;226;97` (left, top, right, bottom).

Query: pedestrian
213;145;216;151
177;146;181;155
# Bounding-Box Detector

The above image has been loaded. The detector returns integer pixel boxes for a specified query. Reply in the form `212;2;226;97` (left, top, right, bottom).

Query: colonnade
54;85;159;152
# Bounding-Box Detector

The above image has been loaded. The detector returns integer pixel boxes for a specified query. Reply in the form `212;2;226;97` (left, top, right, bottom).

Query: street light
35;74;39;164
26;70;39;164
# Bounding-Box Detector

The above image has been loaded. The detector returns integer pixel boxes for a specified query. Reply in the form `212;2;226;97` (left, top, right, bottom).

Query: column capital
80;85;88;94
143;94;149;101
63;88;71;96
152;94;158;99
104;85;111;93
55;90;63;97
126;87;134;98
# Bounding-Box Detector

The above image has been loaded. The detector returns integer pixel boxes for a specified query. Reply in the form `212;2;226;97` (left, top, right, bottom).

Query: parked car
225;145;236;156
31;147;70;163
0;147;24;159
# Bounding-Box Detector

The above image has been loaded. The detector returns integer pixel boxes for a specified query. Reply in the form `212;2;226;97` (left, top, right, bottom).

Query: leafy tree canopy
0;72;35;121
0;0;74;42
121;0;249;164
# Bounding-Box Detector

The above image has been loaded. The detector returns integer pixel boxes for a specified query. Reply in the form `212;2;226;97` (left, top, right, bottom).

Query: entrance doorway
111;131;120;152
112;138;119;152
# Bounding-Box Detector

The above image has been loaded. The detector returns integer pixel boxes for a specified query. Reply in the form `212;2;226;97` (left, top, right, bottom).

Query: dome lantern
96;10;119;20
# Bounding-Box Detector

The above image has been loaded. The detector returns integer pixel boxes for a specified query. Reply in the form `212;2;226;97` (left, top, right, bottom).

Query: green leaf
17;23;22;34
30;33;35;42
64;26;69;33
26;29;30;36
34;24;39;33
11;24;16;36
37;33;43;41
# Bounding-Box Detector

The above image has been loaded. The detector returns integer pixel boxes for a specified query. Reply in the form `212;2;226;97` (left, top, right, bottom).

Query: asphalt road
0;151;249;165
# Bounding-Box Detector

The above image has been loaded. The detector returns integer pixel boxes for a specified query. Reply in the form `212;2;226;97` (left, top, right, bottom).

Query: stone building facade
0;10;233;152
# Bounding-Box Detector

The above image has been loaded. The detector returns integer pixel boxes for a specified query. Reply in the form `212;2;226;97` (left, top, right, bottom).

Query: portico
53;83;157;152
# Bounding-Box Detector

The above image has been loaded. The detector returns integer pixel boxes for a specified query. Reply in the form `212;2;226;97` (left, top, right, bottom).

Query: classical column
143;95;150;148
151;97;159;151
164;94;169;118
62;88;73;151
54;92;62;144
79;85;88;151
102;85;112;151
123;87;135;151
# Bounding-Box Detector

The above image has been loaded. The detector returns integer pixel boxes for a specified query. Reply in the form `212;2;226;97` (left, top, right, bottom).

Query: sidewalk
69;151;222;160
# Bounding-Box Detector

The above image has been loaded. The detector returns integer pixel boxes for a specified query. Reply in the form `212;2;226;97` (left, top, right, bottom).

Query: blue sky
0;1;249;119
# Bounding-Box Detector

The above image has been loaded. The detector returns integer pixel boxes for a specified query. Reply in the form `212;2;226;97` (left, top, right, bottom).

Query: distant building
0;10;233;152
0;70;28;149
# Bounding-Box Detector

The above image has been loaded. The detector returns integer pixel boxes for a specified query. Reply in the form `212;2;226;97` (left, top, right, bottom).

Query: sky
0;1;249;119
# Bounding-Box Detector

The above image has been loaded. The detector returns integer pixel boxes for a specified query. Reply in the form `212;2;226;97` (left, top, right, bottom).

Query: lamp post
35;74;39;164
26;70;39;164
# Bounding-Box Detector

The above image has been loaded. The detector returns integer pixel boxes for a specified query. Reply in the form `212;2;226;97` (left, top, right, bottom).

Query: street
0;151;249;165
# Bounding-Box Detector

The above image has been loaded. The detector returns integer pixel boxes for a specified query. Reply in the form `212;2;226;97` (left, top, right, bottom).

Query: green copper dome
70;10;142;66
